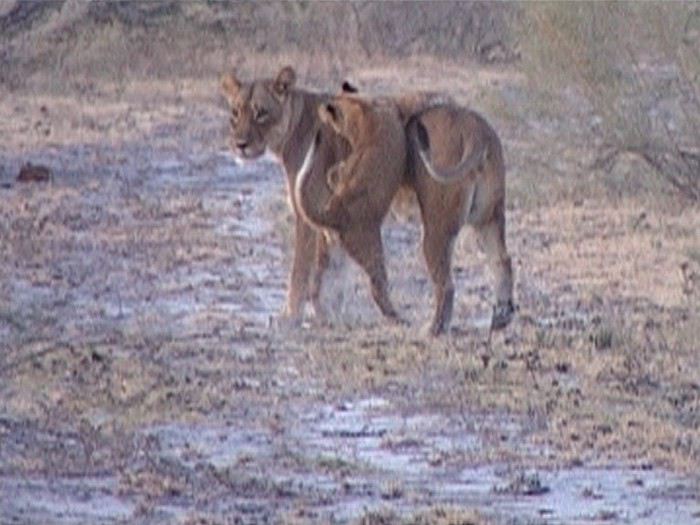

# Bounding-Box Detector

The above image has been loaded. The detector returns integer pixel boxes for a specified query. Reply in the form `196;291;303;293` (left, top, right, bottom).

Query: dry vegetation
520;2;700;202
1;2;699;524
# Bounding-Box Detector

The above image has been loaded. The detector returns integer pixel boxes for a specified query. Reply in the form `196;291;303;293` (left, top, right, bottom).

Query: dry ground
1;63;699;524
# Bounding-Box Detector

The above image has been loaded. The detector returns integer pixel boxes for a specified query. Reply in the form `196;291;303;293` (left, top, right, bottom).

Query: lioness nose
235;139;249;150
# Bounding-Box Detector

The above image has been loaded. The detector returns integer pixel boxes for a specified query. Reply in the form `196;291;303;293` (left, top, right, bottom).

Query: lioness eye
230;108;239;123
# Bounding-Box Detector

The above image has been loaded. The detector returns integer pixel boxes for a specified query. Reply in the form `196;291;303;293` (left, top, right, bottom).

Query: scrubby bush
520;3;700;201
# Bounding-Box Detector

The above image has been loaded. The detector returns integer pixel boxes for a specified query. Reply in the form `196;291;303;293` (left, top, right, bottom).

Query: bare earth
1;72;699;524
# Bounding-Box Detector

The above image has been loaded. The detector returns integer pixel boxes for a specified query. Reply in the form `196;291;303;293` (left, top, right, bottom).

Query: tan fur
294;94;407;321
406;104;514;335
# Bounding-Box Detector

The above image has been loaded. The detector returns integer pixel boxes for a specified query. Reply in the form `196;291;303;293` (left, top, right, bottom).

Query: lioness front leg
309;232;331;325
283;214;318;325
339;225;403;324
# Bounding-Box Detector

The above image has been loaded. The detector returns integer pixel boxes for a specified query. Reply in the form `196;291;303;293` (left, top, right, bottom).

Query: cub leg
323;162;346;217
339;225;402;323
475;203;514;331
326;161;345;190
324;159;368;216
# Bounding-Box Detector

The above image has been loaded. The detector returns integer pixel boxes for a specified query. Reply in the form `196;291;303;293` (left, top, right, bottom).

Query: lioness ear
221;72;241;105
274;66;296;96
341;80;358;94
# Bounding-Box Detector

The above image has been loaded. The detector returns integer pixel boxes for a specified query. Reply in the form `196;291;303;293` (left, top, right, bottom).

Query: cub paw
326;163;343;189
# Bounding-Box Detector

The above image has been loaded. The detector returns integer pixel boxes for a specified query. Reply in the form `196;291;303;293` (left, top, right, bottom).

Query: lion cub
316;95;405;225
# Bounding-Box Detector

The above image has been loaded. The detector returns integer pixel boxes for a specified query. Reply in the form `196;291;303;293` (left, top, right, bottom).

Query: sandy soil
1;72;699;524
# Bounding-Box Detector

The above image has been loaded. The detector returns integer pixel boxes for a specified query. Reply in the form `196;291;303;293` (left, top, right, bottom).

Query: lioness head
221;66;296;159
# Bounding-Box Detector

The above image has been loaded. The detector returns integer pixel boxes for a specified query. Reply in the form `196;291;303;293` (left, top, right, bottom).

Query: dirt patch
1;70;699;524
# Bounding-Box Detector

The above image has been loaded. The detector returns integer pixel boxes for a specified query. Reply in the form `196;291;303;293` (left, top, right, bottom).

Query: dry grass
356;506;489;525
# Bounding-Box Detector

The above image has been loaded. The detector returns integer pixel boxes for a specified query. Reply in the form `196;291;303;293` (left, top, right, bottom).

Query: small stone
17;162;51;183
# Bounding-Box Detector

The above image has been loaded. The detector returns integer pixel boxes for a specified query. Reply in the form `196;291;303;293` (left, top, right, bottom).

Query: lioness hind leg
422;223;457;336
476;205;514;331
339;226;402;323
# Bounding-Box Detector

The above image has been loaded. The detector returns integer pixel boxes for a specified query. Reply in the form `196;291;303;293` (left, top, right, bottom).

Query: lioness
221;66;349;325
221;67;512;335
293;93;406;321
406;104;515;335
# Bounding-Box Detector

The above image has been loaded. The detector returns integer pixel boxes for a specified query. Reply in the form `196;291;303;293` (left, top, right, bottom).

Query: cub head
221;66;296;159
317;95;371;148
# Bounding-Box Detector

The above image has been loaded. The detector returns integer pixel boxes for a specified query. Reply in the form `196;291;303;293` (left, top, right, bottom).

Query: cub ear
221;71;241;105
318;102;340;126
274;66;296;96
341;80;359;94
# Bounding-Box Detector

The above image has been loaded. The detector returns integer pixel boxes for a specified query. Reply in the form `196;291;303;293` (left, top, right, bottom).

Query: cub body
317;96;405;227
